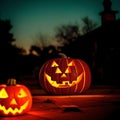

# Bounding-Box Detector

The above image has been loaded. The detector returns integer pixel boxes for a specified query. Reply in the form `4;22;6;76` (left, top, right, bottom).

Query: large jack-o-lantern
39;54;91;95
0;79;32;116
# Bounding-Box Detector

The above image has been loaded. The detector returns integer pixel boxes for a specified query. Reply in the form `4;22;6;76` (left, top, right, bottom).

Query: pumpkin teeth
45;73;83;88
0;101;29;115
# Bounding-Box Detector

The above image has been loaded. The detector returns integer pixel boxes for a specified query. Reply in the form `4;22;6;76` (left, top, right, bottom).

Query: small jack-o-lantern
0;78;32;116
39;53;91;95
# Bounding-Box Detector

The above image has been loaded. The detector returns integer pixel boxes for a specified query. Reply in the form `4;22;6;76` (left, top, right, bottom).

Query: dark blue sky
0;0;120;52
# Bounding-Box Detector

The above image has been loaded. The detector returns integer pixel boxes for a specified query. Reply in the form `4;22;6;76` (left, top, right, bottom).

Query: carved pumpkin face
39;58;91;95
0;79;32;116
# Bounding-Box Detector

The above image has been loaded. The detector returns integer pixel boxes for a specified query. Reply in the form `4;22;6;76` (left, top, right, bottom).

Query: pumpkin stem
7;78;16;86
58;53;67;58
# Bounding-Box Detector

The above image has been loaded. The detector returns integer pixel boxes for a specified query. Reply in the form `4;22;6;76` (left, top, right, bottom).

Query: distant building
99;0;118;25
62;0;120;85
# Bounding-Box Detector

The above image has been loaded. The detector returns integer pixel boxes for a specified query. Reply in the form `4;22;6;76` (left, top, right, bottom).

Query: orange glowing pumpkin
0;78;32;116
39;54;91;95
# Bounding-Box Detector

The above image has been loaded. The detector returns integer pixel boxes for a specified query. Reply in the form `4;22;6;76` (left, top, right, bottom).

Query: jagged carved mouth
0;101;29;115
45;73;83;88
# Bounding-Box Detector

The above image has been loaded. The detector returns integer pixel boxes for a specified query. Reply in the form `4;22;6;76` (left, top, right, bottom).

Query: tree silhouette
29;33;59;62
0;19;15;58
0;19;25;54
55;24;81;46
81;16;98;34
29;45;42;56
0;18;25;83
54;16;98;47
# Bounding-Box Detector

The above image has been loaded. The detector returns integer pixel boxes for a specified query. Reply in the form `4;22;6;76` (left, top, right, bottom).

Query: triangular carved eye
65;67;71;73
68;61;75;66
0;88;8;98
51;61;59;67
18;89;27;98
55;68;62;73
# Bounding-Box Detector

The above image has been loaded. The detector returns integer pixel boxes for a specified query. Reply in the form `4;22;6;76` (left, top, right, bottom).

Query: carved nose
61;73;66;78
10;98;17;105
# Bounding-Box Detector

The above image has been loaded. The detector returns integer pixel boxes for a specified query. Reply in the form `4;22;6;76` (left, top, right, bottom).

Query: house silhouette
61;0;120;85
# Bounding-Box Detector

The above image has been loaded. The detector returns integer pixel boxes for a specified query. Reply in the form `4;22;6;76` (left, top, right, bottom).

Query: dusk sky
0;0;120;52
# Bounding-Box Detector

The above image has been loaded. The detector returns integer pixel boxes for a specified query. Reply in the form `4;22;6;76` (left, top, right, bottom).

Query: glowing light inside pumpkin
0;101;29;115
45;73;83;88
0;88;8;98
68;61;75;66
45;60;86;90
53;60;74;74
55;68;62;73
0;87;31;115
10;99;17;105
61;73;66;77
65;67;71;73
18;89;27;98
51;61;59;67
40;58;91;94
